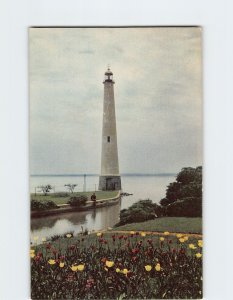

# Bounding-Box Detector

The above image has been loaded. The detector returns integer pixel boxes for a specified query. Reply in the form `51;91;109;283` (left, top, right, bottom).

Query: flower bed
31;232;202;299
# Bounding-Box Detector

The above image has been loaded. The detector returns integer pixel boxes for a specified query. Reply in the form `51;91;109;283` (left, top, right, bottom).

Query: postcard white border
0;0;232;299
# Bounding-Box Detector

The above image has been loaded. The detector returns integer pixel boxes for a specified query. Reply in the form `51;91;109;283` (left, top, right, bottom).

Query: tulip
106;260;114;268
189;244;197;250
196;253;202;258
145;265;152;272
155;263;161;271
141;232;146;237
48;259;56;265
198;240;203;247
66;234;72;238
77;264;85;271
160;237;165;241
122;268;129;275
179;238;185;243
164;231;169;236
59;262;65;268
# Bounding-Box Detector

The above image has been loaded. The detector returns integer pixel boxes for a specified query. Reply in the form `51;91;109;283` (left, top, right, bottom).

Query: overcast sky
29;27;202;175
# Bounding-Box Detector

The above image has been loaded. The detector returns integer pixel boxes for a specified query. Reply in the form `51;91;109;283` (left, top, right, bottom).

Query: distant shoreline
30;173;176;177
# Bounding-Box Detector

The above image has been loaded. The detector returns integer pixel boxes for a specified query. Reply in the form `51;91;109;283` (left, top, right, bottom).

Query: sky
29;27;202;175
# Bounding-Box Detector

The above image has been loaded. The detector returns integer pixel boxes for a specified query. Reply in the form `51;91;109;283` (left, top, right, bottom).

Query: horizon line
31;173;176;177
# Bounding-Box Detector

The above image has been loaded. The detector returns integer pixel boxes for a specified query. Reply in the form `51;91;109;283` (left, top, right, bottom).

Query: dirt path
104;230;202;238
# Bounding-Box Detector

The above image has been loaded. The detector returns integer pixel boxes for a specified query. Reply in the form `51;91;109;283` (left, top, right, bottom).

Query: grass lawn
31;191;119;205
113;217;202;234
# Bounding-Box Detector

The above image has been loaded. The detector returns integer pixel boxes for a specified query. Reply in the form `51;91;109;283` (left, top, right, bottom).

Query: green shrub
165;197;202;217
115;200;164;227
31;199;58;211
67;195;87;207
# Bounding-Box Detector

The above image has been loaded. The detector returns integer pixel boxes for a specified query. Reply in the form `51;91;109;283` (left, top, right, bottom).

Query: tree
38;185;52;196
64;184;77;193
159;166;202;217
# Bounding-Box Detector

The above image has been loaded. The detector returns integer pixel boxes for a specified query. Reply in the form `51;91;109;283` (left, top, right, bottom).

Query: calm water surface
30;175;174;241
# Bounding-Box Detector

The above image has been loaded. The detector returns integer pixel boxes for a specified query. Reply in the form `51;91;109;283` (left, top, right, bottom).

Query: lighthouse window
107;136;110;142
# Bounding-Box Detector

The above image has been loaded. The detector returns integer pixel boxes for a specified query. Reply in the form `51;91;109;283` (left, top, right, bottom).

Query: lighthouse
99;67;121;191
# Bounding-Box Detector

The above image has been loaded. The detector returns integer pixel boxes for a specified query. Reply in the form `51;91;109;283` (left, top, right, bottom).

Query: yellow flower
176;233;183;238
30;253;35;258
160;237;165;241
198;240;203;247
183;236;189;241
96;232;102;237
106;260;114;268
130;231;135;235
33;236;39;241
145;265;152;272
179;238;185;243
30;249;35;254
77;264;85;271
122;268;129;275
42;237;46;242
116;268;121;273
70;265;78;272
141;232;146;237
66;234;72;238
189;243;197;250
196;253;202;258
155;263;161;271
59;262;65;268
164;231;169;236
48;259;56;265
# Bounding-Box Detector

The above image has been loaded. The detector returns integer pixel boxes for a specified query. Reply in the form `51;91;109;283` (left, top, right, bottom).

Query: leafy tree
38;185;52;196
160;166;202;217
64;184;77;193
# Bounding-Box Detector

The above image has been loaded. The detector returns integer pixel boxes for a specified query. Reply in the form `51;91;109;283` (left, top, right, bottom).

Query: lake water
30;175;175;241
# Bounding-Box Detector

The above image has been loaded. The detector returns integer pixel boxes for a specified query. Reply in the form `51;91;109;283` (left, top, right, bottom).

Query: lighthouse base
98;175;121;191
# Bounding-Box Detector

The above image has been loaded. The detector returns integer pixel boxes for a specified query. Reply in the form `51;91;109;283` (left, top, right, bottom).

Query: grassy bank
30;191;119;205
113;217;202;234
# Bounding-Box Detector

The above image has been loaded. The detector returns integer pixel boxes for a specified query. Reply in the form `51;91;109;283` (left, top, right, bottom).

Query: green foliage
31;199;59;211
116;200;164;227
38;184;53;196
67;195;88;207
160;166;202;217
117;166;202;226
31;233;202;299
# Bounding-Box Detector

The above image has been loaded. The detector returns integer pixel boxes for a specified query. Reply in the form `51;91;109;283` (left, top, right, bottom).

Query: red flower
35;255;41;261
132;248;139;255
169;240;172;244
46;243;52;249
123;236;128;240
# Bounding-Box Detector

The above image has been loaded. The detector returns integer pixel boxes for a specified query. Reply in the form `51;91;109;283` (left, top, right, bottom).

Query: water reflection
31;201;121;241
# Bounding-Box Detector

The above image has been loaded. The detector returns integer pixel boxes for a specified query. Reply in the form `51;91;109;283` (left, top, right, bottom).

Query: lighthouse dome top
103;67;114;83
105;67;113;76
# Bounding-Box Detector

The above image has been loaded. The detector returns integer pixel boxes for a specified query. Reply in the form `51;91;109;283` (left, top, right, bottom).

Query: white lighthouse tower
99;67;121;191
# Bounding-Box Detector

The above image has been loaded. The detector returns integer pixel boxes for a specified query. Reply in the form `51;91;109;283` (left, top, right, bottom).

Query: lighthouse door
106;178;113;190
